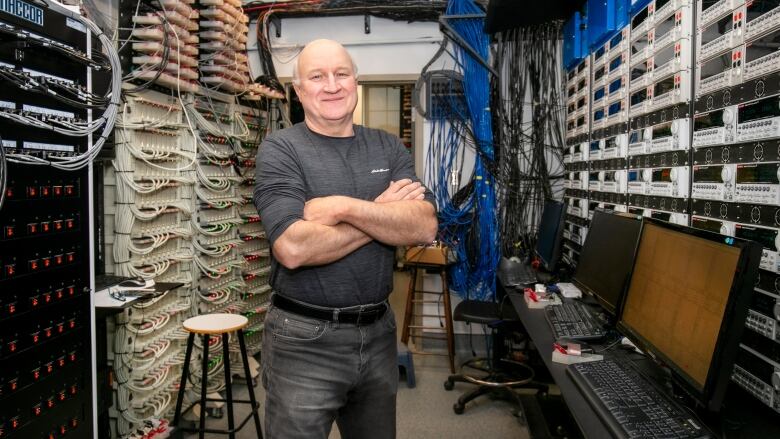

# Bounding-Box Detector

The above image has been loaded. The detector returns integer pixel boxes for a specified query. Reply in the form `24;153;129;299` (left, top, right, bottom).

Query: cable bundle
491;24;567;257
426;0;499;301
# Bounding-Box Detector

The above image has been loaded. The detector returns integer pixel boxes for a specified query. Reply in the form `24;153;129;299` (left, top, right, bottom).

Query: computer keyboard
568;359;712;439
545;301;606;341
498;261;537;286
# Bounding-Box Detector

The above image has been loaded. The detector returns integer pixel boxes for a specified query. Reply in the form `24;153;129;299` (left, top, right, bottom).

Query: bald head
292;39;358;86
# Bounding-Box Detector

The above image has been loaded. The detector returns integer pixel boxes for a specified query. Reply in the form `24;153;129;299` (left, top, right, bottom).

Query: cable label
0;0;43;27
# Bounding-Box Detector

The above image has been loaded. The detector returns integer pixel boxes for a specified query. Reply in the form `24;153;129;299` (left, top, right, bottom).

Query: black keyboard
498;262;537;286
568;359;711;439
545;301;605;341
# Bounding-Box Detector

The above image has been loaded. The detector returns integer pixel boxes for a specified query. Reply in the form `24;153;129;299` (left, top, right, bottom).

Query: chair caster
453;402;465;414
444;379;454;391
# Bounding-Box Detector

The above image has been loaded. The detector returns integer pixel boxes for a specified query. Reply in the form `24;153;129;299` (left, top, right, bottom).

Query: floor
184;271;531;439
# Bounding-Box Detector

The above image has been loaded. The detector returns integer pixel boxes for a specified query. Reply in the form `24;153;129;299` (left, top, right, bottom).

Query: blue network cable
428;0;499;301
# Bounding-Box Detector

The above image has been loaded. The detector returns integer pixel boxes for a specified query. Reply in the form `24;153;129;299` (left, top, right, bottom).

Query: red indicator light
57;357;66;368
42;257;51;268
64;185;74;196
32;332;40;343
8;341;16;352
27;223;38;234
27;186;38;197
33;405;42;416
4;226;14;238
5;264;16;277
31;296;39;307
46;362;53;373
8;302;16;314
66;253;74;263
66;219;74;229
54;220;63;231
29;259;39;271
45;292;53;303
54;255;63;265
67;286;75;296
33;369;41;380
41;186;50;197
44;327;52;338
41;222;50;233
53;186;62;196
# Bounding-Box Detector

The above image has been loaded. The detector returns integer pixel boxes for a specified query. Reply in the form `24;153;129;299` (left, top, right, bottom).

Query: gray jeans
261;304;398;439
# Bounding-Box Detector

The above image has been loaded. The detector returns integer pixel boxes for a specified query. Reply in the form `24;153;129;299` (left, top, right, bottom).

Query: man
253;39;438;439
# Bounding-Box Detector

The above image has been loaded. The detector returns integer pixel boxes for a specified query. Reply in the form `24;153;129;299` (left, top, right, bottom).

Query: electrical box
588;0;632;50
564;12;588;70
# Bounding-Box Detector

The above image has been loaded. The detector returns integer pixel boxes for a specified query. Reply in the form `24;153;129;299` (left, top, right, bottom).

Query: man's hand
303;196;345;226
374;179;425;203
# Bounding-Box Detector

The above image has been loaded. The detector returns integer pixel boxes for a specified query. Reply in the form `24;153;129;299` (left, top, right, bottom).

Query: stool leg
401;266;417;344
441;270;456;374
199;334;210;439
237;329;263;438
222;333;235;439
173;332;195;428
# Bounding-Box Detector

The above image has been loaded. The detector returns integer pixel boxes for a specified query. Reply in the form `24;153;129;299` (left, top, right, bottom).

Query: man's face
294;45;358;126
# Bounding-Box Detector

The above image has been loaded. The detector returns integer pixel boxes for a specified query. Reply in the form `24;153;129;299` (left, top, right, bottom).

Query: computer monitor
617;218;762;411
535;199;566;272
574;210;643;316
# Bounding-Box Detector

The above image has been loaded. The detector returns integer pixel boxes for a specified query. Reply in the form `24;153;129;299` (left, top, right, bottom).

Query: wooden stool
401;261;456;373
172;313;263;439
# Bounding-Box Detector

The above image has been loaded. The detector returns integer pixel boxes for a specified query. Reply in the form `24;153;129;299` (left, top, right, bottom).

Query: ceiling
485;0;586;34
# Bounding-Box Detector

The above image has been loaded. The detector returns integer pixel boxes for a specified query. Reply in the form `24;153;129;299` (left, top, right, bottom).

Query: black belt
271;294;388;325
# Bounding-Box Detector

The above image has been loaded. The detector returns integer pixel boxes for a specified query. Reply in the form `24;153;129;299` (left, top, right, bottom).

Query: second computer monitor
574;210;642;316
617;218;762;412
535;199;566;272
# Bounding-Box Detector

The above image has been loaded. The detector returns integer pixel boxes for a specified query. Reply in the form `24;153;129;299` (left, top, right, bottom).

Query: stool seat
183;313;248;334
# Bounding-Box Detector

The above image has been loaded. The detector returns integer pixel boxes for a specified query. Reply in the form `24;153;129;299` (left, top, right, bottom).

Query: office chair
444;291;548;416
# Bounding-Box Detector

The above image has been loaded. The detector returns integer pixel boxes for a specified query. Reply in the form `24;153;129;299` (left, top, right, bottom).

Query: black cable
0;133;6;212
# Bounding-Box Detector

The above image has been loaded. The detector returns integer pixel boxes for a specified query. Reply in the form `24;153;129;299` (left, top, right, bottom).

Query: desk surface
508;291;613;438
507;285;780;439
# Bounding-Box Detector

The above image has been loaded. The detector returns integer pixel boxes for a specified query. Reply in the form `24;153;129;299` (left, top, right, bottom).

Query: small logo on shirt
371;168;390;174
